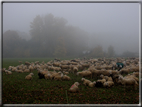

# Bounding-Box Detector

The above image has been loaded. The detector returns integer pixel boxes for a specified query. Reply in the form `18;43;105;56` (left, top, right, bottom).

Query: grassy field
2;58;140;104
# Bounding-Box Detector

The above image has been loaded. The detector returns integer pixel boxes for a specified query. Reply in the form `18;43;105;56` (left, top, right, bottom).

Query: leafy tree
90;45;104;57
53;37;66;57
107;45;115;57
121;51;135;57
3;30;28;58
29;13;88;57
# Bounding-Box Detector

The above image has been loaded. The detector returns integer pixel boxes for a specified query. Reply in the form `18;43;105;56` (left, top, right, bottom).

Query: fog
2;2;140;58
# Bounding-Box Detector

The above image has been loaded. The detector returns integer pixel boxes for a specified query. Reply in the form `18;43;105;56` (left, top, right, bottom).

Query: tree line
3;13;137;58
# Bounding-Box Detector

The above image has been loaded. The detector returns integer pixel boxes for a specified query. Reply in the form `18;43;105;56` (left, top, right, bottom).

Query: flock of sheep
2;57;140;92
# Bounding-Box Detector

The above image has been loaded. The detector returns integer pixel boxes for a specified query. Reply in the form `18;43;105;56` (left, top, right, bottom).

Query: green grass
2;58;139;104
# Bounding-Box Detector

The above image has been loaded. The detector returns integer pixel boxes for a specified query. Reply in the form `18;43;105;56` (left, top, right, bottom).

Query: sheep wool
69;82;80;93
25;73;34;80
88;81;96;87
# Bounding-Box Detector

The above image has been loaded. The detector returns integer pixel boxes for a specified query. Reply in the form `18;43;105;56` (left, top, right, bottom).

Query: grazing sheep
29;65;34;72
54;73;63;81
97;79;106;84
132;72;139;77
11;67;17;72
103;81;114;88
25;61;31;66
81;78;92;86
25;73;34;80
2;68;6;72
24;69;30;73
63;71;69;75
44;73;52;80
51;72;62;79
5;70;12;75
100;74;109;80
16;70;23;73
60;65;69;69
88;81;96;87
73;66;78;74
69;82;80;93
77;70;92;78
95;79;106;87
118;76;138;90
62;75;71;81
38;69;49;79
119;68;130;75
53;62;61;67
124;74;139;83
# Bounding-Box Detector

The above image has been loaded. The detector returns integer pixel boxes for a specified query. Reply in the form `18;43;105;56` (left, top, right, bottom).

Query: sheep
61;61;69;65
53;73;63;81
81;63;90;69
29;65;34;72
25;61;31;66
119;68;130;75
5;70;12;75
37;69;49;79
69;82;80;93
118;76;138;90
73;66;78;74
124;74;139;83
63;71;69;75
51;72;62;79
103;81;114;88
70;62;78;65
16;70;23;73
25;73;34;80
105;76;113;81
77;70;92;78
53;62;61;67
24;69;30;73
95;78;106;87
101;70;112;76
97;79;106;84
132;72;139;77
2;68;6;72
53;67;61;71
8;66;13;71
81;78;92;86
44;73;52;80
88;81;96;87
100;74;109;80
62;75;71;81
11;67;17;72
60;65;69;70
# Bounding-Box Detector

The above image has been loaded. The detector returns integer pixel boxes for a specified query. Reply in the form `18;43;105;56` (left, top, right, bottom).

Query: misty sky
3;2;140;54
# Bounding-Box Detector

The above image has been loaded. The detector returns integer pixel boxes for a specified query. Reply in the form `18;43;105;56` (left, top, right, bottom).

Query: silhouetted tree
107;45;115;57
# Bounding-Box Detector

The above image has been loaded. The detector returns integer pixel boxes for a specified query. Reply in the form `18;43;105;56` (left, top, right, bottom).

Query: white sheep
25;73;34;80
124;74;139;83
69;82;80;93
118;76;138;90
5;70;12;75
62;75;71;81
73;66;78;74
63;71;69;75
81;78;92;86
103;81;114;88
88;81;96;87
16;70;23;73
77;70;92;78
24;69;30;73
54;73;63;81
97;78;106;84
